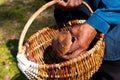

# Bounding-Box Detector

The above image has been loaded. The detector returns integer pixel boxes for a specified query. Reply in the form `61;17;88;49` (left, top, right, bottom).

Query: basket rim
23;37;104;68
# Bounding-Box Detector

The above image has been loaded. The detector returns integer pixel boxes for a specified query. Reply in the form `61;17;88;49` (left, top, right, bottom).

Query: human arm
50;0;120;59
54;0;120;34
87;0;120;34
62;0;120;59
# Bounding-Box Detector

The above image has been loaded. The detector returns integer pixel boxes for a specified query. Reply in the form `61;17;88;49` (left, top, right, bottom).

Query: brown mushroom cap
52;31;72;56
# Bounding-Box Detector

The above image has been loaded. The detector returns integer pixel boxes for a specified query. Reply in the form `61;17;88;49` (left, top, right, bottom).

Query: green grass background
0;0;55;80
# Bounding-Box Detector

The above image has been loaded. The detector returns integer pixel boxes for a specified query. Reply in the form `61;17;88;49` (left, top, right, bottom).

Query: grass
0;44;20;80
0;43;26;80
0;0;55;42
0;0;55;80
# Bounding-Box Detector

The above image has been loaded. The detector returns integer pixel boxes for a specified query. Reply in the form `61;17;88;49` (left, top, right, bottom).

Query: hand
62;23;97;59
55;0;83;11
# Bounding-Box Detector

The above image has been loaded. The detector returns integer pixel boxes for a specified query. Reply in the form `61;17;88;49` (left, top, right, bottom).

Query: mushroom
52;31;72;56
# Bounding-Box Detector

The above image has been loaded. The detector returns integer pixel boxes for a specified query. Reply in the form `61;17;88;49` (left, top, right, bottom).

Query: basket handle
18;0;93;53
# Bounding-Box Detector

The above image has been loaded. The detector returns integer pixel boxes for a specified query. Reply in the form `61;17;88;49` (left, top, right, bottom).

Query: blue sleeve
86;0;120;34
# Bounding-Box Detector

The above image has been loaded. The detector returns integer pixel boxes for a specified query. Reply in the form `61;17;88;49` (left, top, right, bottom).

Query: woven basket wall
25;26;105;80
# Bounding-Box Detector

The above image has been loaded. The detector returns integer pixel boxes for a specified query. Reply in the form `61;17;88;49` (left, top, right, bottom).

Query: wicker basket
17;1;105;80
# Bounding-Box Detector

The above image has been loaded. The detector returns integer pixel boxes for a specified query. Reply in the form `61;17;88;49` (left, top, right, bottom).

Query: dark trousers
91;60;120;80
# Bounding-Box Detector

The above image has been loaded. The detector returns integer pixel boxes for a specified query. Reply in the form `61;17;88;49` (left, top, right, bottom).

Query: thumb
57;0;68;7
62;48;85;60
68;38;79;53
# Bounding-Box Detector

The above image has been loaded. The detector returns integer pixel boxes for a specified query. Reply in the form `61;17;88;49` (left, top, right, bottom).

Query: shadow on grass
6;39;27;80
6;39;18;58
11;72;27;80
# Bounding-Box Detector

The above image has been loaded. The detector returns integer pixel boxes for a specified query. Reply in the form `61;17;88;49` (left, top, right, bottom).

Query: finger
65;0;76;10
66;0;73;7
67;0;82;8
78;0;83;5
62;48;85;60
67;25;80;53
55;0;69;11
74;0;81;7
57;0;68;7
68;39;79;53
100;33;104;39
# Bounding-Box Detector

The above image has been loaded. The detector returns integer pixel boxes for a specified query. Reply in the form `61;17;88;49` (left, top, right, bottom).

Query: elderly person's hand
55;0;83;11
62;23;97;59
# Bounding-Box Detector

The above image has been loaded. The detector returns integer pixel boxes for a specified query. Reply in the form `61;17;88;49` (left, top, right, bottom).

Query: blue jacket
45;0;120;61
